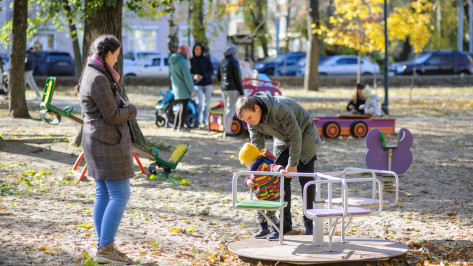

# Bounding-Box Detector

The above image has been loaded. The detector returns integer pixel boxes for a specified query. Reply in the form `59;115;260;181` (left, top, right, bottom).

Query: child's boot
267;226;279;241
255;222;270;239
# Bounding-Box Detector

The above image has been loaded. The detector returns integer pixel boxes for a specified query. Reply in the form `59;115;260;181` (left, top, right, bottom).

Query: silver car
124;55;169;77
297;55;380;76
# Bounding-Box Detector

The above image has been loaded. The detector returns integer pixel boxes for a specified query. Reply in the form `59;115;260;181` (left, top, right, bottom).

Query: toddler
238;143;286;241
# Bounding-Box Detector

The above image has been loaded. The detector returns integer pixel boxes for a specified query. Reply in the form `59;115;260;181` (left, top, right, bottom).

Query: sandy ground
1;99;473;265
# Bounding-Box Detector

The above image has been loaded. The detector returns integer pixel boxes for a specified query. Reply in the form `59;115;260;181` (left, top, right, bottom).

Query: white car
296;55;380;76
124;55;169;77
123;50;160;66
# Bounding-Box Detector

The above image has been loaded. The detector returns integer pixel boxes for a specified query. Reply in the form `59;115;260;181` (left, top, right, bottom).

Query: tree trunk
63;0;82;78
191;0;209;49
168;5;179;55
256;0;269;57
73;0;146;146
9;0;29;118
304;0;321;91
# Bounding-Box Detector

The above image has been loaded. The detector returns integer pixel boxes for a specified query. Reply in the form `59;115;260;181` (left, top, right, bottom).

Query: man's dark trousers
275;148;316;234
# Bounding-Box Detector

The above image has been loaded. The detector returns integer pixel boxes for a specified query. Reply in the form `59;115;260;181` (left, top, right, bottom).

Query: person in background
346;83;366;114
361;86;383;117
190;42;213;127
216;44;244;138
24;47;40;99
169;44;196;131
76;35;136;265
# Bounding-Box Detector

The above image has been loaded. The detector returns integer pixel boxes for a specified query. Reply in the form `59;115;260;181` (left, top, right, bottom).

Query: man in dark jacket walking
24;47;40;98
236;92;322;235
190;42;213;127
216;44;244;138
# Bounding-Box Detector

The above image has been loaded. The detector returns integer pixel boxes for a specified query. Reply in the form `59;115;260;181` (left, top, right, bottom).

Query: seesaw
39;77;188;178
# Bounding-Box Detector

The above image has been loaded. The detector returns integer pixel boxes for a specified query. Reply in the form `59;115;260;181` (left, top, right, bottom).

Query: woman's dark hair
74;35;121;96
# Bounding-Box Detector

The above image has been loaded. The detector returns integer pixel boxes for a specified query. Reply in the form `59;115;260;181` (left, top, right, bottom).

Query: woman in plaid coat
76;35;136;264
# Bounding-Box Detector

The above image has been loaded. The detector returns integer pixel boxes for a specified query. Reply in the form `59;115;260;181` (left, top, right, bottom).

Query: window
440;55;453;63
337;58;357;65
129;29;157;51
152;58;161;66
124;51;135;61
429;55;442;65
178;26;194;46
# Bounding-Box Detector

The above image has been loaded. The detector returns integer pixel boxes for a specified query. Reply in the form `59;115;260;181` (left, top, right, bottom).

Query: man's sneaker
95;243;132;264
254;229;270;239
267;230;279;241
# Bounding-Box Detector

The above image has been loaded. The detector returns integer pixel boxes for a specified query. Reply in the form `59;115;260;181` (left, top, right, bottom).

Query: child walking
238;143;286;241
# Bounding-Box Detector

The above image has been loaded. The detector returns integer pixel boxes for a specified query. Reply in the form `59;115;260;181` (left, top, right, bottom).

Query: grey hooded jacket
248;92;322;166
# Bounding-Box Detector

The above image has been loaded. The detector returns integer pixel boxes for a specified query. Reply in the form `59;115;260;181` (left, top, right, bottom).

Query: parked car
388;50;473;76
254;52;306;76
295;56;327;76
297;55;380;76
33;51;76;76
124;55;169;77
124;50;161;65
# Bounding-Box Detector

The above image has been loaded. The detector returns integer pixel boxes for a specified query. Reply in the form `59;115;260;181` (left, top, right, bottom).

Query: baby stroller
155;88;199;128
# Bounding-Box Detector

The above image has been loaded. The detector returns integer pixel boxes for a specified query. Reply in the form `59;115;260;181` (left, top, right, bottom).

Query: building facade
0;1;228;62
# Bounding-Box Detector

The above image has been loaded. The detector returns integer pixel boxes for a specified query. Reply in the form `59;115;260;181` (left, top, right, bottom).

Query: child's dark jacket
245;150;284;201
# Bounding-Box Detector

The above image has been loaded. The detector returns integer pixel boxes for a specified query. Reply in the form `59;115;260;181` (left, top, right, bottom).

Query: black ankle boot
303;218;313;235
283;222;293;234
255;222;270;238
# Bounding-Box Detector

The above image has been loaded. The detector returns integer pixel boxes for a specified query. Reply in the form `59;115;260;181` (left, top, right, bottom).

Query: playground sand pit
1;87;473;264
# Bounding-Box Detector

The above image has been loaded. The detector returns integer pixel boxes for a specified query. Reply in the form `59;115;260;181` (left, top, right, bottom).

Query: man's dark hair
356;83;365;90
236;96;258;118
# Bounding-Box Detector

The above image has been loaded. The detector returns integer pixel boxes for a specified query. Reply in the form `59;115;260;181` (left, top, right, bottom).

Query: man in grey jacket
236;92;322;235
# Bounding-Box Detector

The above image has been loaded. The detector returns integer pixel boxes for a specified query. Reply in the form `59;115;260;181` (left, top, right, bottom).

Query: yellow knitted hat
239;143;260;165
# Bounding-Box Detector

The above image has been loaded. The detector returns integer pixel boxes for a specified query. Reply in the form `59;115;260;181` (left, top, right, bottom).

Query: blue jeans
94;179;130;248
221;90;240;135
195;84;213;124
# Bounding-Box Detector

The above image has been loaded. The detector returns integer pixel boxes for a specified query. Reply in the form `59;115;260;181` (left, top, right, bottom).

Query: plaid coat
79;58;137;180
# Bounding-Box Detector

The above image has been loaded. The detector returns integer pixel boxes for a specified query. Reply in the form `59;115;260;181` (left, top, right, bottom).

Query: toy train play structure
208;79;396;138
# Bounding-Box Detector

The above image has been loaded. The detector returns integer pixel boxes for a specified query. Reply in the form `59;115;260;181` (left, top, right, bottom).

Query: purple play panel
365;128;413;174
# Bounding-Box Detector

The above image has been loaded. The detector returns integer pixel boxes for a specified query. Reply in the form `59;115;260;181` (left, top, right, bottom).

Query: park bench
232;170;287;244
38;77;188;177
